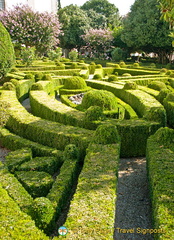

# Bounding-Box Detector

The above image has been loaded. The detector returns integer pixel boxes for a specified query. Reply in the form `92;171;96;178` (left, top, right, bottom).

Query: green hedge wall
0;90;93;158
15;171;54;198
30;90;85;128
5;148;32;173
146;127;174;240
0;183;48;239
163;93;174;128
114;68;159;76
0;127;61;157
86;80;166;126
0;161;33;216
31;81;55;96
62;143;120;239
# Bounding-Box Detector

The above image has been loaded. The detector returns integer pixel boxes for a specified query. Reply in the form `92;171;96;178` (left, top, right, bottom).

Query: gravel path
114;158;154;240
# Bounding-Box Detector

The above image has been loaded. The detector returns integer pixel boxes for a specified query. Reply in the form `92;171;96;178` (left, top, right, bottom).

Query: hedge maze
0;60;174;239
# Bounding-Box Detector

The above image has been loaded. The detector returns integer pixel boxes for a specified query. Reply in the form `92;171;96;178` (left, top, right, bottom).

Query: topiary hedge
80;89;118;111
146;127;174;240
0;22;15;81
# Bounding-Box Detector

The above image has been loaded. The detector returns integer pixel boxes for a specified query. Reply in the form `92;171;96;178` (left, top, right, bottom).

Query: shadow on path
114;158;154;240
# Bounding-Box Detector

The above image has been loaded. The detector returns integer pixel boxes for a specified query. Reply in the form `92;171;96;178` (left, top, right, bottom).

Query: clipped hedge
0;127;61;157
62;143;120;239
0;184;48;239
47;145;80;218
146;127;174;240
5;148;32;173
114;67;159;76
0;90;93;158
0;161;33;216
15;171;54;198
31;80;55;96
30;90;85;127
19;156;62;175
163;93;174;128
86;80;166;126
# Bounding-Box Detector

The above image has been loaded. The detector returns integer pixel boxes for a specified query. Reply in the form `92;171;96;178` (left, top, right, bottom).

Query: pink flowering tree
0;4;61;55
81;28;113;59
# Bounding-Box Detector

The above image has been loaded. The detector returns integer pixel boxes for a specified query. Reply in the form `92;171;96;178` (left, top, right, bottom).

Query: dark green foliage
123;82;138;90
85;106;104;122
144;108;167;126
15;171;54;198
2;82;16;90
148;81;167;91
5;148;32;173
165;92;174;102
0;22;15;80
93;124;120;144
18;156;62;175
111;48;125;62
32;197;55;231
63;76;87;89
63;144;80;161
81;89;118;110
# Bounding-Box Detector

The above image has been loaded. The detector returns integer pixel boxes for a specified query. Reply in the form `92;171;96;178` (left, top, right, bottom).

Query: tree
0;4;61;55
0;22;15;80
58;5;90;50
121;0;173;63
81;28;113;59
158;0;174;45
84;9;107;29
58;0;61;10
81;0;120;28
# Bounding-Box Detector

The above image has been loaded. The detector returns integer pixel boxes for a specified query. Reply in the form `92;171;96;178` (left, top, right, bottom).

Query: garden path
114;157;154;240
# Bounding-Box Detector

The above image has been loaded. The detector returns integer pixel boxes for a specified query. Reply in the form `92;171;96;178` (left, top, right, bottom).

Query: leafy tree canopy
58;5;90;49
121;0;173;62
81;0;120;28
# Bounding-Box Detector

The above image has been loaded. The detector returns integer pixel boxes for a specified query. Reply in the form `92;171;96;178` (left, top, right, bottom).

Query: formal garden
0;0;174;239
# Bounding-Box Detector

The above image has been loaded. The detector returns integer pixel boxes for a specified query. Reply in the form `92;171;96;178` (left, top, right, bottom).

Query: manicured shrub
69;49;78;62
150;63;156;68
31;83;44;90
92;124;120;144
93;73;102;80
108;75;118;82
84;106;104;122
24;73;35;80
148;81;167;91
35;72;44;82
15;171;54;198
5;148;32;173
133;62;140;68
89;62;96;74
160;68;167;74
96;64;102;68
2;82;16;90
157;89;171;104
18;156;62;175
122;73;132;76
0;22;15;80
63;76;87;89
81;89;118;111
32;197;55;231
42;74;52;81
63;144;80;161
123;82;138;90
165;92;174;102
114;64;121;69
119;61;126;68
